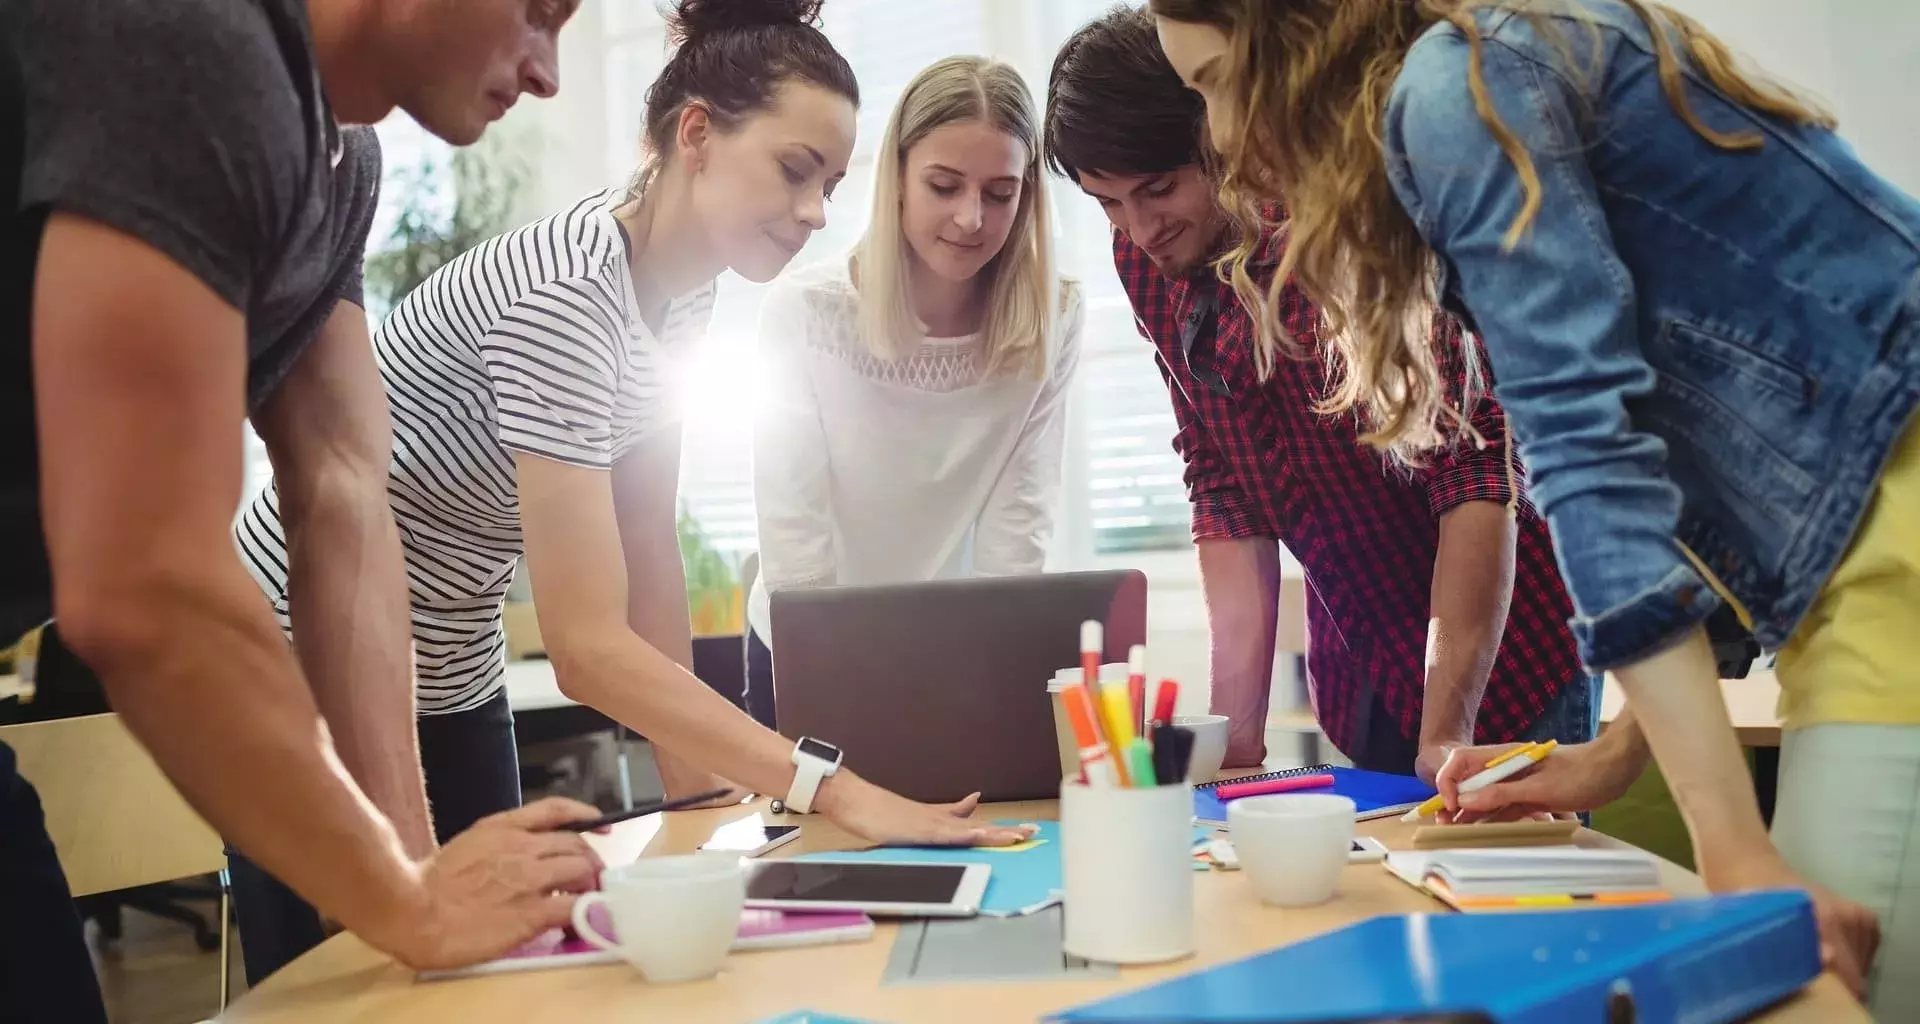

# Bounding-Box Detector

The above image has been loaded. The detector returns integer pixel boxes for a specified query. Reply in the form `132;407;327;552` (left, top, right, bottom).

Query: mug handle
570;893;618;952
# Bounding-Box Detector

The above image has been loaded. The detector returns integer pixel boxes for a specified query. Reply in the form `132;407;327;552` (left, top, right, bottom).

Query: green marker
1125;737;1158;788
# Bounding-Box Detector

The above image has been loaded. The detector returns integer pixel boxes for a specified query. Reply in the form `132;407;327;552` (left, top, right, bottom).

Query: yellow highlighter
1402;741;1557;821
1097;684;1138;786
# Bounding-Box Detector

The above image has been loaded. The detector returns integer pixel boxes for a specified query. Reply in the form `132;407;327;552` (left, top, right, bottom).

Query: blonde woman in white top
747;56;1085;724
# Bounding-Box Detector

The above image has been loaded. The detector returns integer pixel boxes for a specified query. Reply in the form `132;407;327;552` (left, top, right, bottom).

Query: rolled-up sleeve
1421;317;1529;519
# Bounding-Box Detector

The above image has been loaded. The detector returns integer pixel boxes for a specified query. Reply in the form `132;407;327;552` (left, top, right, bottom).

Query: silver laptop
769;571;1148;803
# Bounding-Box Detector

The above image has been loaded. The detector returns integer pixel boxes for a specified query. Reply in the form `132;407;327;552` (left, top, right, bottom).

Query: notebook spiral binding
1193;764;1337;792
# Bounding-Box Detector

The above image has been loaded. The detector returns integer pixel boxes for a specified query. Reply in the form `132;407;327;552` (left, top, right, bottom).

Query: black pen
559;787;740;831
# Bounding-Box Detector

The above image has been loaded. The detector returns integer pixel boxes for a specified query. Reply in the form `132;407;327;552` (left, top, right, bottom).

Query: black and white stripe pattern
236;188;714;714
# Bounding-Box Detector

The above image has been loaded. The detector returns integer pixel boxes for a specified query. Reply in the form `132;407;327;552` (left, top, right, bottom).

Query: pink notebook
418;905;875;980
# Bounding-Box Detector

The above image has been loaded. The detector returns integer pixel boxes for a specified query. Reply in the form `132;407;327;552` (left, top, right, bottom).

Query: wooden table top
217;793;1860;1024
1601;669;1784;748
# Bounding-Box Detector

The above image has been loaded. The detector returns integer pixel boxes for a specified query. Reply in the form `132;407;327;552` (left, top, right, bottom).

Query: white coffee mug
1174;714;1231;783
1228;793;1355;908
571;854;745;982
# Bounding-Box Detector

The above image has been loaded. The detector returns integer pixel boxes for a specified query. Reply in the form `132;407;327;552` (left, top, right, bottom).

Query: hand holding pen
1423;739;1641;823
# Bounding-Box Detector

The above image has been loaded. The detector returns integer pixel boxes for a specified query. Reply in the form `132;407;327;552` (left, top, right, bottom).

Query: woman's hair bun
665;0;827;47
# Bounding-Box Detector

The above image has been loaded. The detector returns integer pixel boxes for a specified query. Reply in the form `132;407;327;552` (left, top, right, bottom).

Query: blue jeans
1356;674;1603;775
1516;674;1603;749
0;737;110;1024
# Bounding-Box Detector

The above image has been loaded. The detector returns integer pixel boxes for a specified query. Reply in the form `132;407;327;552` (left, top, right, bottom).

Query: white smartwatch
784;736;843;815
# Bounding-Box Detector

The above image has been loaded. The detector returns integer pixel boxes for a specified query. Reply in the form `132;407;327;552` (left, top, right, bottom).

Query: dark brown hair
631;0;859;196
1044;5;1206;181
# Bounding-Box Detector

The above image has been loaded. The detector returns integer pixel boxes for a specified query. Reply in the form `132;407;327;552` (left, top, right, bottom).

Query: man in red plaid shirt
1044;8;1594;781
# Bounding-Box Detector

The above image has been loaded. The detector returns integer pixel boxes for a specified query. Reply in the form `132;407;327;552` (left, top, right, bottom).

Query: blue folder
1194;765;1436;826
1049;891;1820;1023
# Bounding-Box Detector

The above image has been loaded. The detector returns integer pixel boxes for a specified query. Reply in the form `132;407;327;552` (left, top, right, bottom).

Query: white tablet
742;860;991;918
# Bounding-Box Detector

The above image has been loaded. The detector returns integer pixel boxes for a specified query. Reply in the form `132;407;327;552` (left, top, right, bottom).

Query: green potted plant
363;134;529;318
679;507;744;637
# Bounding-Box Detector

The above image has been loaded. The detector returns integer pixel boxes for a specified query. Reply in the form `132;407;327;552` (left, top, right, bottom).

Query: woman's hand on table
1706;851;1880;1000
817;771;1038;847
1432;735;1642;824
367;797;608;971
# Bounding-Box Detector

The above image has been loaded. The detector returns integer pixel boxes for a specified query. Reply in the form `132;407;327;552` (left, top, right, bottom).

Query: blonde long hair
1149;0;1833;458
854;56;1057;380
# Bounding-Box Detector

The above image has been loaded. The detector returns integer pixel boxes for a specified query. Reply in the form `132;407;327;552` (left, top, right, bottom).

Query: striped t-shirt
235;188;715;714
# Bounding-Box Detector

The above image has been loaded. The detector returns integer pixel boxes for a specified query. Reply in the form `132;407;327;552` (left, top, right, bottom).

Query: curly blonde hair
1148;0;1832;459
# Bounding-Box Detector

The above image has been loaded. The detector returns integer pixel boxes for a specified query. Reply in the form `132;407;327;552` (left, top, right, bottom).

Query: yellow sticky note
981;837;1048;854
979;825;1047;854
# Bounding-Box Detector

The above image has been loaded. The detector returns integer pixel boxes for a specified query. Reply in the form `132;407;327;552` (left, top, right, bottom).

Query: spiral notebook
1193;764;1436;828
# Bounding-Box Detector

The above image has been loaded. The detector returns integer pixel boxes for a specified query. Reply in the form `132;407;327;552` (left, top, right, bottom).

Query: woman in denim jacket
1149;0;1920;1010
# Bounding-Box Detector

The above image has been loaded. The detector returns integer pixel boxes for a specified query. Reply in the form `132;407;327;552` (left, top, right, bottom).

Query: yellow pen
1402;741;1557;821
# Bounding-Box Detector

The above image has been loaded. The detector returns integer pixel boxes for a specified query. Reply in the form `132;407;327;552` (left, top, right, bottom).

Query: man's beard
1151;216;1233;281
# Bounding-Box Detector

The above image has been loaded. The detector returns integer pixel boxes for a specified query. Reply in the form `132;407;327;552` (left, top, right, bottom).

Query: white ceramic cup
1059;779;1196;964
1174;714;1231;783
571;854;745;982
1227;793;1355;908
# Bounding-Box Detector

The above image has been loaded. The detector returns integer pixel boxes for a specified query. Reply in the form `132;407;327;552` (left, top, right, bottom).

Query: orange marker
1062;683;1117;787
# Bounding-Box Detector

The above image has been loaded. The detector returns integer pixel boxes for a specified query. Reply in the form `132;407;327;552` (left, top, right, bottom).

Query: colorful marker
1062;682;1118;787
1126;644;1148;735
1150;678;1179;730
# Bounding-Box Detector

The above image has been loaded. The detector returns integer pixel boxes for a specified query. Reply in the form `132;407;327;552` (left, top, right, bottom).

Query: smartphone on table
699;814;802;858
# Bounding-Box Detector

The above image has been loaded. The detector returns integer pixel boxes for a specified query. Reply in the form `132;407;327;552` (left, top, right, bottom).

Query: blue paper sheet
791;821;1216;916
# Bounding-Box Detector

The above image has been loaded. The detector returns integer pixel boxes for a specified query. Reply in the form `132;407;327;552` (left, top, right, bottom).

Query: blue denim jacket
1384;0;1920;670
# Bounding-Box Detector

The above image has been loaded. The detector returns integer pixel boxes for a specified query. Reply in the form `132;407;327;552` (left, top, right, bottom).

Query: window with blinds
1074;296;1192;554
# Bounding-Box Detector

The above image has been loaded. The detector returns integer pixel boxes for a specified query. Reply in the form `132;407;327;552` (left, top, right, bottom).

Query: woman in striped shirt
233;0;1032;979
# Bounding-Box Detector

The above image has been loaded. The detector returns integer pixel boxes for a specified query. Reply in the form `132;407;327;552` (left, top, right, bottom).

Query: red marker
1126;645;1147;734
1151;678;1179;730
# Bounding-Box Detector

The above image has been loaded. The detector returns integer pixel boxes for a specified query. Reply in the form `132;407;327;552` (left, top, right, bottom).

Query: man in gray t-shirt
1;2;589;1020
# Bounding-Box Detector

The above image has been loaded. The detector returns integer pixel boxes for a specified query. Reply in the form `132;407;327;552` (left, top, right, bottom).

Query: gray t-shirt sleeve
331;128;383;312
9;0;309;310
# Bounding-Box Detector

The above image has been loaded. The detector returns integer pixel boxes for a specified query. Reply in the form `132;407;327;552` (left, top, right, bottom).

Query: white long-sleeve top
747;258;1085;644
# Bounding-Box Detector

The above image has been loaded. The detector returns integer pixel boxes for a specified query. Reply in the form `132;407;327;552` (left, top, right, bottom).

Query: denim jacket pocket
1636;319;1820;521
1660;320;1816;409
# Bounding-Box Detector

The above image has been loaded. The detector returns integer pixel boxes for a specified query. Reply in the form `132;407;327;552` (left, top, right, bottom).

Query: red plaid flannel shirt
1114;230;1582;755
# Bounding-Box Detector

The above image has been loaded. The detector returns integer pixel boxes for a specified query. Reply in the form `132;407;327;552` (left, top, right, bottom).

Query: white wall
1664;0;1919;193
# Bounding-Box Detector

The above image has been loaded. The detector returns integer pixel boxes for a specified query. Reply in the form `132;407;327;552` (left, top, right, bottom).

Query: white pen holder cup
1060;779;1195;964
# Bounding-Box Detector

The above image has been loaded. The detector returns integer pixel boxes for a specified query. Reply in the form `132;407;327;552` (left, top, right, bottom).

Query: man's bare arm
1198;537;1282;768
33;212;424;945
254;301;433;857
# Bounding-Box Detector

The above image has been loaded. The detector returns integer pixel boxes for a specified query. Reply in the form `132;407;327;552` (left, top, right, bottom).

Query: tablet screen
744;862;967;905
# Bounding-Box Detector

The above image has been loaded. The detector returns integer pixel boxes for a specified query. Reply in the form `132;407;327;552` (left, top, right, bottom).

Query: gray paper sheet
881;906;1117;986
